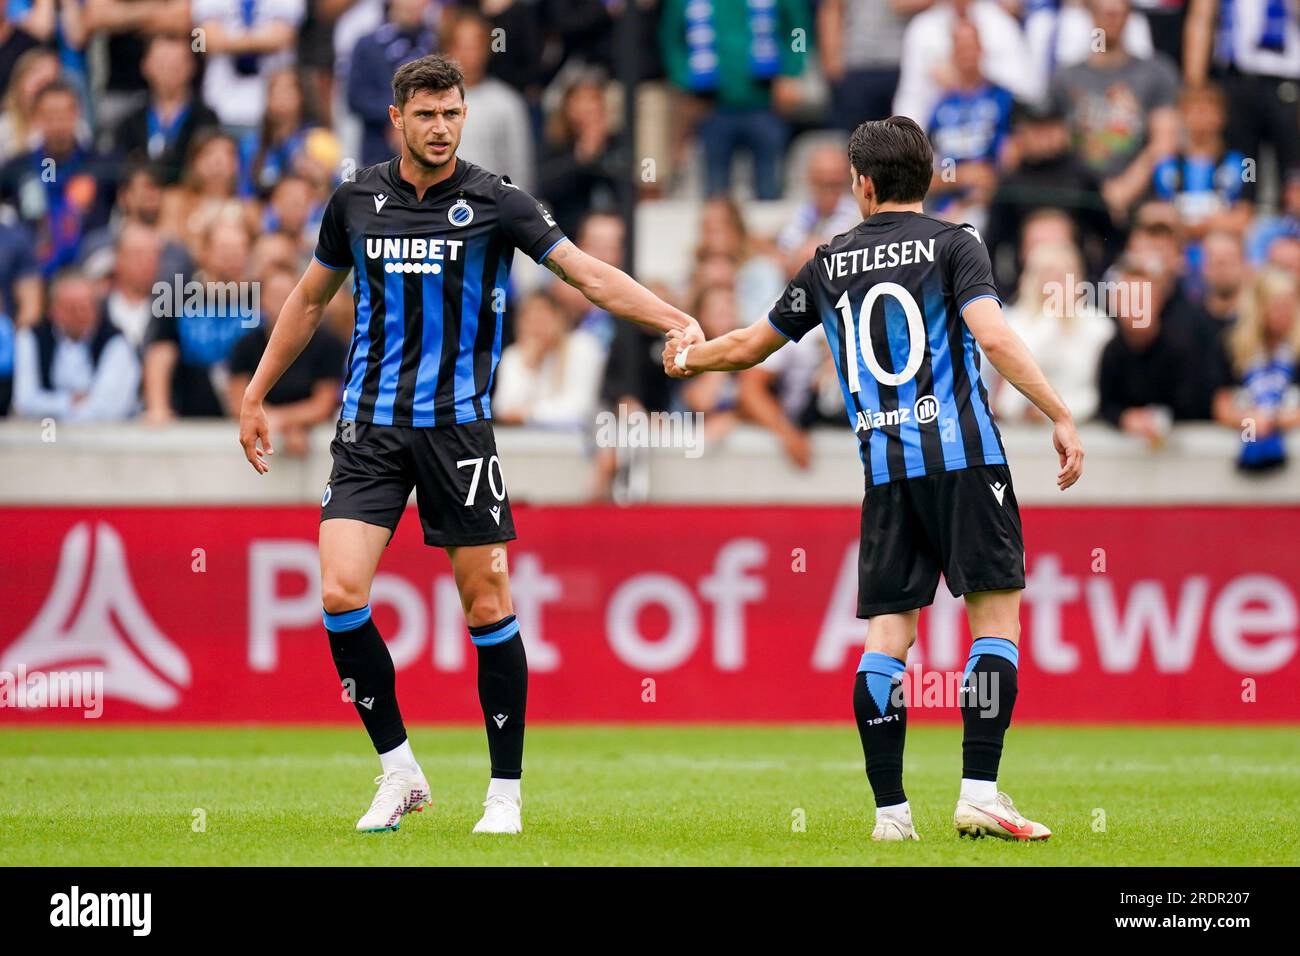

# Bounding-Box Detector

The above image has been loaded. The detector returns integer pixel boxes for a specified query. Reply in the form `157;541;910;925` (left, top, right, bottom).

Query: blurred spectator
984;102;1114;292
1127;202;1221;351
250;229;302;275
659;0;811;199
0;215;41;328
80;162;192;282
442;8;534;192
103;220;163;349
893;0;1038;127
1050;0;1180;224
680;282;740;441
1152;84;1253;265
115;36;221;186
261;172;321;257
1266;233;1300;283
695;196;785;323
0;47;58;164
193;0;304;131
242;68;320;196
12;0;89;110
0;12;40;117
1098;253;1215;440
494;289;605;429
819;0;909;130
995;240;1114;422
775;144;858;263
142;218;252;420
11;268;139;420
82;0;193;129
1210;266;1300;471
1246;169;1300;265
924;18;1012;227
538;71;621;238
1185;0;1300;191
1199;228;1248;330
158;128;260;251
1025;0;1155;95
227;266;342;453
0;79;118;275
346;0;435;168
0;308;12;414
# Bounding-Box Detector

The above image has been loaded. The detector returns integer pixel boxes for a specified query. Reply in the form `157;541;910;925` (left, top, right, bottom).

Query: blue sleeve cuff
766;315;793;341
313;254;348;272
959;293;1001;316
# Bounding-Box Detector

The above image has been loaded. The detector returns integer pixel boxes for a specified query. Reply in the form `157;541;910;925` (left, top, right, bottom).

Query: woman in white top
493;289;606;430
993;240;1115;423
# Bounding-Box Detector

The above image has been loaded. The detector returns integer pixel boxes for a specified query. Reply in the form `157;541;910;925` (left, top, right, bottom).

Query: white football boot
472;793;522;834
355;767;431;833
954;790;1051;841
871;806;921;841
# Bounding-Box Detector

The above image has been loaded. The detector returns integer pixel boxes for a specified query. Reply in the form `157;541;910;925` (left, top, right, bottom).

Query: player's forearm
980;332;1072;425
244;292;326;404
578;260;694;336
682;327;770;372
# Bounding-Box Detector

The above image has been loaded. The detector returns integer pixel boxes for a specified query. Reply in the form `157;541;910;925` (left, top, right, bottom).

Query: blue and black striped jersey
313;157;567;427
767;211;1005;486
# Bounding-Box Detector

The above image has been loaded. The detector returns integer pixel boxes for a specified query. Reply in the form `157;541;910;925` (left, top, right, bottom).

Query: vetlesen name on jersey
821;238;936;281
767;211;1006;487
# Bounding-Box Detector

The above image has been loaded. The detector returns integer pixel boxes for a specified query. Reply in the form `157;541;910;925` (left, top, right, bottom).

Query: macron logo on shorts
990;481;1006;506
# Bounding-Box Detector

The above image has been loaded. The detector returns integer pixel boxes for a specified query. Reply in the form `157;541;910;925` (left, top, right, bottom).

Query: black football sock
960;637;1020;783
470;615;527;781
853;651;908;808
324;605;407;754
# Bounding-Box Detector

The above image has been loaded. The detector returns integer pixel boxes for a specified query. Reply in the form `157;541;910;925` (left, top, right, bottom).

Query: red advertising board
1;505;1296;723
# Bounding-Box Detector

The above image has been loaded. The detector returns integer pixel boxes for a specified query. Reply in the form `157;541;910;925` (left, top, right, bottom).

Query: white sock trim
960;778;997;804
876;800;911;819
378;739;419;774
487;777;521;803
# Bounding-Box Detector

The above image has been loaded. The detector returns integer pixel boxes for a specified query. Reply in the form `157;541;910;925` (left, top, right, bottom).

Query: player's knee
463;589;512;628
321;578;369;615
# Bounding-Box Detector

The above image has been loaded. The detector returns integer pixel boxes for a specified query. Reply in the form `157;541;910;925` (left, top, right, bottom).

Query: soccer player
238;54;701;835
662;117;1084;842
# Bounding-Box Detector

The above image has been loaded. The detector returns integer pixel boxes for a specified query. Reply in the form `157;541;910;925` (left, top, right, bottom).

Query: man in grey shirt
1050;0;1180;224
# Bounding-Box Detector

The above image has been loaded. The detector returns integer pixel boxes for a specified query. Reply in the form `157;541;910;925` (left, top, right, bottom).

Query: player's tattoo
543;243;574;284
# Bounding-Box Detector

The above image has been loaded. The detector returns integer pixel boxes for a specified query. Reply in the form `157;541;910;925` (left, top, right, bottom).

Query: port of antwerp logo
1;522;190;710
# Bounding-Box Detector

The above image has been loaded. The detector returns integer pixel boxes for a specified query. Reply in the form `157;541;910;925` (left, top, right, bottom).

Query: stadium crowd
0;0;1298;489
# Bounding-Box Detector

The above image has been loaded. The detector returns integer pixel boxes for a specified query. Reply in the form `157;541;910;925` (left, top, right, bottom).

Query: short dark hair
847;116;933;205
33;78;80;109
392;54;466;110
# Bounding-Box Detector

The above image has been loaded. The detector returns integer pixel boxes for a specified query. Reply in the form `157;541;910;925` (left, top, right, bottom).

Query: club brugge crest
448;199;474;227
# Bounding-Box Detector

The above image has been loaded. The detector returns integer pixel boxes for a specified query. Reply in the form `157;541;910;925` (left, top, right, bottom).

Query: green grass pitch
1;724;1296;866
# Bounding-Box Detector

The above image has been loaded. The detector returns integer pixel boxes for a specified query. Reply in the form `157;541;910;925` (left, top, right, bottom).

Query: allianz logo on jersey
365;237;464;275
854;394;940;432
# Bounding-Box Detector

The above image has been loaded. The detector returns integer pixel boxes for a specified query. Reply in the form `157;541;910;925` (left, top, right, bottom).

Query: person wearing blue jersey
238;54;702;838
664;116;1084;842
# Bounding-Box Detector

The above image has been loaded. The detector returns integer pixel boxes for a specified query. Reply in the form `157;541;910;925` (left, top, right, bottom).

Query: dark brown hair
847;116;933;205
392;54;466;110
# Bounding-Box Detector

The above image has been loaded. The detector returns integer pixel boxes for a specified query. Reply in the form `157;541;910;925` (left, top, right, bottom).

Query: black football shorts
857;463;1025;618
320;419;517;548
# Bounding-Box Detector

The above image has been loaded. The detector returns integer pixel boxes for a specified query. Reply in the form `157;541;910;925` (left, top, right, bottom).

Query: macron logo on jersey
374;193;388;213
